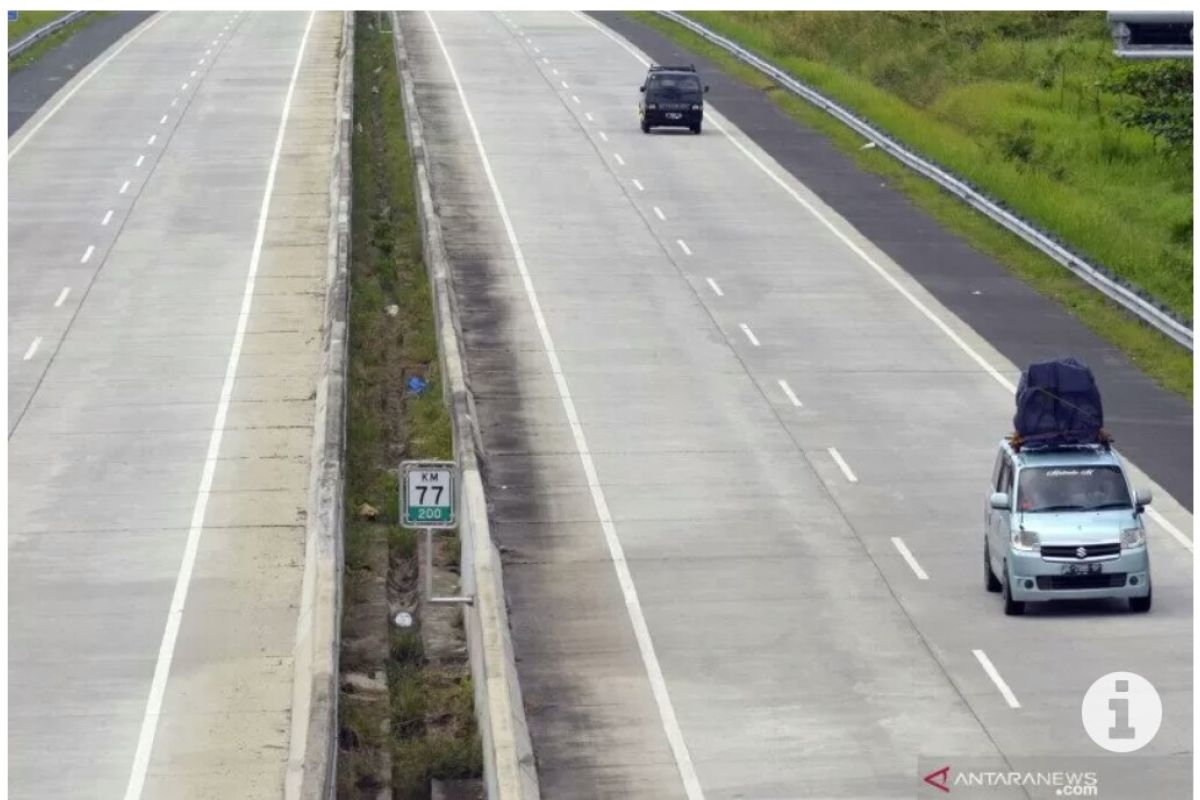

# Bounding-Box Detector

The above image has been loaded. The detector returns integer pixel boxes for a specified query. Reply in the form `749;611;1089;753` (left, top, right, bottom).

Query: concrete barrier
392;12;541;800
285;10;354;800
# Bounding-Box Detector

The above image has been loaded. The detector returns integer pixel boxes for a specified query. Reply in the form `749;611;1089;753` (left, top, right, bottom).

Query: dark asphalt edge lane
589;11;1193;511
8;11;155;136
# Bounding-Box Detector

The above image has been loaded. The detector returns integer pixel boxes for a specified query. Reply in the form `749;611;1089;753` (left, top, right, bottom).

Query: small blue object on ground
8;11;18;22
407;376;428;395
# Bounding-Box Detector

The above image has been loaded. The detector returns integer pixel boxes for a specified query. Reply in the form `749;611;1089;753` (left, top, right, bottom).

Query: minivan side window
991;451;1005;491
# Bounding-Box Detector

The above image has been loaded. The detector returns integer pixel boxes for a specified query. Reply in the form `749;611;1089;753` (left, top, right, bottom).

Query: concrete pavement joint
973;650;1021;709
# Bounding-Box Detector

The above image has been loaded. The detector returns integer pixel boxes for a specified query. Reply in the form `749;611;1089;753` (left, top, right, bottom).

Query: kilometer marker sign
400;460;457;529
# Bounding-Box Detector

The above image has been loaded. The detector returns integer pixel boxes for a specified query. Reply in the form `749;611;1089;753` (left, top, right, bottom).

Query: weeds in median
339;11;479;799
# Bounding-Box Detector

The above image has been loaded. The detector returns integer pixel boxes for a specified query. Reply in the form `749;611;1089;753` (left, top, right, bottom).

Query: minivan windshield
647;74;703;103
1016;465;1131;513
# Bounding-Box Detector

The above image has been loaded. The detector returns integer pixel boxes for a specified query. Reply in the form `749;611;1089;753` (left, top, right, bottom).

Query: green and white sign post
400;460;471;606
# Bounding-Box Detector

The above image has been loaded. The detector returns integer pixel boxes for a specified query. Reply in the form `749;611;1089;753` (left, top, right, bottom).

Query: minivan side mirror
1134;488;1152;513
989;492;1010;511
639;85;645;92
704;85;710;93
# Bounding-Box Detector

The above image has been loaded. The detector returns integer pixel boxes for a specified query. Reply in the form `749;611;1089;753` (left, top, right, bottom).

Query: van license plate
666;112;682;119
1061;563;1102;575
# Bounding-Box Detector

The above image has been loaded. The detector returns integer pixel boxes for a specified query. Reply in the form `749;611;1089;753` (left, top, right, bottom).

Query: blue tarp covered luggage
1012;358;1104;447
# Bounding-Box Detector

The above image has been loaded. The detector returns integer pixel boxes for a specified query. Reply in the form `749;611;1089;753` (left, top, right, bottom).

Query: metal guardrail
9;11;88;59
655;11;1193;351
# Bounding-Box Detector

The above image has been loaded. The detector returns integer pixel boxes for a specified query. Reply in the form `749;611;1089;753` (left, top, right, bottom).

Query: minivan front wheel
1130;588;1152;613
690;120;702;134
1002;561;1025;616
984;541;1001;593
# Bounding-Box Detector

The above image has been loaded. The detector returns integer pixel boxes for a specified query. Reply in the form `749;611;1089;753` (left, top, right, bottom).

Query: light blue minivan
983;439;1153;616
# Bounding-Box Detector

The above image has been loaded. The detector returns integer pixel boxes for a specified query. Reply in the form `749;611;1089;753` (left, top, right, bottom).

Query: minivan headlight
1121;527;1146;549
1012;530;1040;551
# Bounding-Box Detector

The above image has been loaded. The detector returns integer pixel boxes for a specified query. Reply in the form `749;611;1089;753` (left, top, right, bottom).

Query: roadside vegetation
8;11;111;72
339;12;480;799
635;12;1192;399
8;11;68;42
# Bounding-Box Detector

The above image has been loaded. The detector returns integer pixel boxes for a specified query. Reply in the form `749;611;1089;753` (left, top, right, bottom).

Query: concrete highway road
9;11;340;797
402;11;1193;798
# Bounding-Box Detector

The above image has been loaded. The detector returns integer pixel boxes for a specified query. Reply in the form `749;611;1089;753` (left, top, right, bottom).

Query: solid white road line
891;537;929;580
120;12;316;800
829;447;858;483
653;206;666;221
632;178;644;191
1147;507;1193;552
54;287;71;307
9;13;167;159
614;153;625;166
135;154;145;167
119;180;130;194
426;13;706;800
22;337;42;361
777;378;801;407
80;245;95;264
676;238;691;255
101;210;114;226
739;323;760;347
973;649;1020;708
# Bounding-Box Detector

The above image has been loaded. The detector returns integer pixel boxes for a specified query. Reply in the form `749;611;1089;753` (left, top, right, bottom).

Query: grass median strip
339;12;480;799
631;12;1191;399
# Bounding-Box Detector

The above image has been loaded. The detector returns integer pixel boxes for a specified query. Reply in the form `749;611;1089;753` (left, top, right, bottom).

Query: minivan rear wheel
641;120;651;134
984;541;1001;593
1002;562;1025;616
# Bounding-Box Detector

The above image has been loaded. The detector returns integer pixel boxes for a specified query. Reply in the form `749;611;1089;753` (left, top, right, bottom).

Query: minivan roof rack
1007;432;1113;454
649;64;696;72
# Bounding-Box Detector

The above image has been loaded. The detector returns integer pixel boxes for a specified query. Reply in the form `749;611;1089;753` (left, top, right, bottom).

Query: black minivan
639;65;709;134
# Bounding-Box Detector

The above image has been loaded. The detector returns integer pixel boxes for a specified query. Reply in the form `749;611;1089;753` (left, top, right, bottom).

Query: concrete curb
285;10;353;800
391;12;541;800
